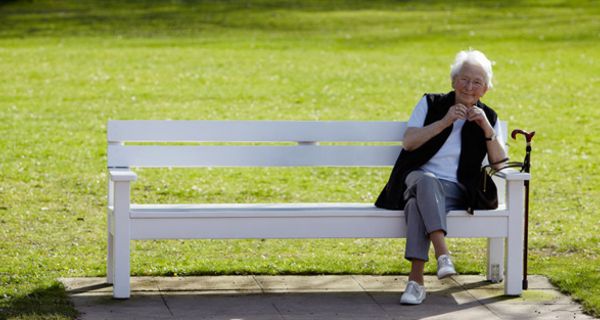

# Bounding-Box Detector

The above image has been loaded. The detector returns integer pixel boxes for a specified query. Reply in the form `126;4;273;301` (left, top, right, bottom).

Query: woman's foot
400;280;426;305
437;254;457;279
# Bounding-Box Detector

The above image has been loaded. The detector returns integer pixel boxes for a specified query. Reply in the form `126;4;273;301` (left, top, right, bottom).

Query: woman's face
452;63;489;107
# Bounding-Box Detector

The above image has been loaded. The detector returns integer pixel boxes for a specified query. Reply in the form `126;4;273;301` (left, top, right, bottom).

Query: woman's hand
442;103;469;126
467;106;494;136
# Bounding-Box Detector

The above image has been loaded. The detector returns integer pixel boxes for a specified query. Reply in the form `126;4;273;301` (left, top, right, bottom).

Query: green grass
1;0;599;318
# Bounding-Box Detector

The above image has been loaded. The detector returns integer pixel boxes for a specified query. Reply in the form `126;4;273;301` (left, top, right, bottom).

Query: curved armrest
494;168;530;181
109;169;137;182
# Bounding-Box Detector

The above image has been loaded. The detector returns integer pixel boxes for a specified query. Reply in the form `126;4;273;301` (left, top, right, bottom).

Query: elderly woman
375;50;507;305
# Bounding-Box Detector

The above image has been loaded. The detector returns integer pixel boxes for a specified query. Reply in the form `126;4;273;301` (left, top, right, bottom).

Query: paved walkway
61;275;595;320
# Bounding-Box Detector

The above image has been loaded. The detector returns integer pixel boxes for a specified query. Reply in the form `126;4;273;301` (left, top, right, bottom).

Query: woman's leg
404;171;448;262
402;171;463;304
409;259;426;285
404;197;432;263
430;230;450;259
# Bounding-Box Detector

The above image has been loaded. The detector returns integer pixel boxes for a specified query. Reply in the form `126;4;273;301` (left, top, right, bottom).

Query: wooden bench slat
127;203;509;218
108;120;406;143
108;145;402;167
124;204;510;240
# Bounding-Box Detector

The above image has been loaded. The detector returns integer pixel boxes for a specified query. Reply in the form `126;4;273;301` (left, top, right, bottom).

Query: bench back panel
108;145;403;167
107;120;507;168
108;120;406;143
108;121;405;168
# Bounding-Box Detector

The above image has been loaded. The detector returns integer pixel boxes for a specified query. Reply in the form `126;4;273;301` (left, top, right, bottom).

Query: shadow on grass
0;0;597;42
3;282;78;320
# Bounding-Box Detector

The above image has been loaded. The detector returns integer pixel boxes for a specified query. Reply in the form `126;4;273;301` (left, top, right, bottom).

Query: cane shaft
523;179;530;290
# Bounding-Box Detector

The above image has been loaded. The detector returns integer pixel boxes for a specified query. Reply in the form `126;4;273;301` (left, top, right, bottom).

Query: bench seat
109;203;510;240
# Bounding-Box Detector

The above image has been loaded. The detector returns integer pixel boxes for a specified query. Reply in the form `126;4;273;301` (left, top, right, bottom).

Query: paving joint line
252;275;266;294
271;302;286;320
351;275;395;320
451;275;503;320
157;282;175;318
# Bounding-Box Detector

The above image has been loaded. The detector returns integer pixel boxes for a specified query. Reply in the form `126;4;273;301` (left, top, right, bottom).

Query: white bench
107;120;530;299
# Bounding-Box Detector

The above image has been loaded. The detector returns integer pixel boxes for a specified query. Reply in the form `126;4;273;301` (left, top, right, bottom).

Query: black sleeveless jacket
374;91;498;212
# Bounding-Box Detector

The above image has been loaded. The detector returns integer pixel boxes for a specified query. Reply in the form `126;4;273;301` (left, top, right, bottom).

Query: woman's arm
467;107;508;169
403;121;449;151
403;103;468;151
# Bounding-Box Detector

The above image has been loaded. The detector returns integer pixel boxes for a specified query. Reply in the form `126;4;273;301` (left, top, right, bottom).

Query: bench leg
107;179;114;284
113;230;130;299
487;238;504;283
505;235;523;296
504;180;525;296
112;181;131;299
107;229;114;284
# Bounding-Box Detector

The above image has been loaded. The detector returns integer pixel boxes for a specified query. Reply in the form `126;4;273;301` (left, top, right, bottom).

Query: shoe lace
440;256;453;266
406;282;421;296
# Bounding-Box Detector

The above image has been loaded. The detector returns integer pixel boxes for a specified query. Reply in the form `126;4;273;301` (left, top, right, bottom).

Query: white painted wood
106;230;114;284
112;181;132;299
495;176;506;207
127;204;509;239
127;204;508;218
108;120;406;143
107;180;114;208
108;145;402;168
495;169;530;181
105;119;522;299
109;169;138;181
106;180;115;284
128;214;509;240
487;238;505;283
505;179;525;296
107;120;507;144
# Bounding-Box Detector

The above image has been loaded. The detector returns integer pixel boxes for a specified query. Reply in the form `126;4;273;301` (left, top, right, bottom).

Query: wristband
485;133;496;141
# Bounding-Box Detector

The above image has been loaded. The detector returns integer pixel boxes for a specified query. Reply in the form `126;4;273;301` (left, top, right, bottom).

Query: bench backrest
107;120;507;168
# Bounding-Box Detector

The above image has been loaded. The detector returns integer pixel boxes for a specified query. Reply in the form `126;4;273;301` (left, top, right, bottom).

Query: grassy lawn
1;0;599;318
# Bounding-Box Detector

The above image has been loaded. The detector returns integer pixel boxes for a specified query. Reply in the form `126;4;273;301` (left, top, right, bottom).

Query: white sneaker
400;281;426;305
437;254;457;279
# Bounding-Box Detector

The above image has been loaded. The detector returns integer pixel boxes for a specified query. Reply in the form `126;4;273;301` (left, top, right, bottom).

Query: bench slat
108;145;402;167
125;203;510;239
127;203;509;218
108;120;406;142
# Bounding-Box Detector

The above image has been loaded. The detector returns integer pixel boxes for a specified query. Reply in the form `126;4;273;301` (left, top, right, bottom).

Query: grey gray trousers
403;170;467;262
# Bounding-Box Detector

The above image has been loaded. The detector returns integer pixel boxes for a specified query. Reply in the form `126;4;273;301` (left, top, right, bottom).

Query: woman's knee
416;172;441;189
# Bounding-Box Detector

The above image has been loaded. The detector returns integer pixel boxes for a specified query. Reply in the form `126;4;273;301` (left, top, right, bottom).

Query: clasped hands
444;103;491;132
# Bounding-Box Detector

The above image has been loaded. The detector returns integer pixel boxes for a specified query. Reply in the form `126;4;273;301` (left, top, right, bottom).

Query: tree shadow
3;282;78;319
0;0;595;43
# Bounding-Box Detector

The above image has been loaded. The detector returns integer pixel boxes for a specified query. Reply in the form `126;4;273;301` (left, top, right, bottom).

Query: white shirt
406;96;505;183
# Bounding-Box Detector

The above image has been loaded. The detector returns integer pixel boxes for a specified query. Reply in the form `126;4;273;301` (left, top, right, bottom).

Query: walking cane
511;129;535;290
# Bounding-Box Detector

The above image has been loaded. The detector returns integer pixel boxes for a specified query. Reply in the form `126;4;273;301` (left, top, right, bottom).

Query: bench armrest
494;168;530;181
109;169;137;182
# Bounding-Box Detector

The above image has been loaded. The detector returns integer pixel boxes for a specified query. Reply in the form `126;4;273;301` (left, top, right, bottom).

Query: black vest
375;91;498;211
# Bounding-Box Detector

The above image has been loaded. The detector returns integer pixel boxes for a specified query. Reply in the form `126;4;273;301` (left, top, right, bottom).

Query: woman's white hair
450;50;494;88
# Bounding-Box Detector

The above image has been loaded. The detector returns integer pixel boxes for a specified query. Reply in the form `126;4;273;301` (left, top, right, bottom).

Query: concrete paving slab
254;275;363;293
485;303;596;320
467;288;575;305
61;277;160;293
157;275;262;294
269;292;387;319
161;294;283;319
70;292;172;320
351;275;407;292
61;275;597;320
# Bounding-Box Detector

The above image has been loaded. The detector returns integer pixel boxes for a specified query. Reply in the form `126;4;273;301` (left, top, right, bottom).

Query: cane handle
511;129;536;143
